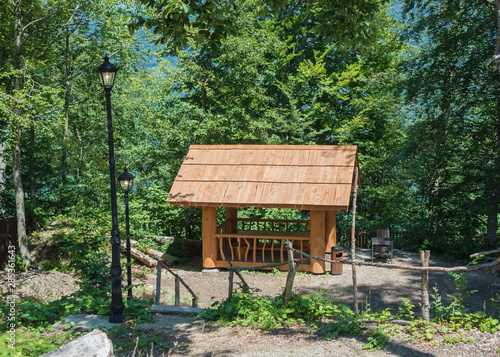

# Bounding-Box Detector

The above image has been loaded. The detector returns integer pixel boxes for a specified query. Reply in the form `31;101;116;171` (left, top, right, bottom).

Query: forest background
1;0;500;268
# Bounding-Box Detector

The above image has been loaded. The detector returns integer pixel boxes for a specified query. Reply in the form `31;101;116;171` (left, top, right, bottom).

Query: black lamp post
118;167;134;300
98;54;123;323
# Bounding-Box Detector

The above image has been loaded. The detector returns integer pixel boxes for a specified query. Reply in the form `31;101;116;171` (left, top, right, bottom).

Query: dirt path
129;248;500;356
137;248;499;315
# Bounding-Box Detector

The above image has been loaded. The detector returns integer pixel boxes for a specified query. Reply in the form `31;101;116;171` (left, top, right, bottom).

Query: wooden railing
236;218;310;233
216;219;310;265
154;261;198;307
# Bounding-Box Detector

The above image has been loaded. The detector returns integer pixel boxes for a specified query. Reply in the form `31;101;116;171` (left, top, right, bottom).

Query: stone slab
52;314;118;330
151;304;204;315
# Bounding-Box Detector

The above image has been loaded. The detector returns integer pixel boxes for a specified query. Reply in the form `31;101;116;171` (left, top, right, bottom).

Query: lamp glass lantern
118;168;135;193
97;54;118;90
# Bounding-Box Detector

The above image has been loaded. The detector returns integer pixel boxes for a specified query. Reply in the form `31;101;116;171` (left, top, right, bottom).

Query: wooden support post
226;207;238;233
155;263;161;305
202;206;218;268
420;250;431;321
310;210;326;274
325;210;337;254
175;276;180;306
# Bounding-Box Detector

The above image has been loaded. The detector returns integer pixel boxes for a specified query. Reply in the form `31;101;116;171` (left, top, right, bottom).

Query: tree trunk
486;0;500;248
351;167;359;316
61;28;70;182
13;129;31;267
13;0;31;268
420;250;430;321
0;143;6;215
30;121;36;205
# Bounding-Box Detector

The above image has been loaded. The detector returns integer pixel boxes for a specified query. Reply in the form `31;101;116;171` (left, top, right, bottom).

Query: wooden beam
325;210;336;253
310;210;326;274
225;207;238;233
202;206;218;268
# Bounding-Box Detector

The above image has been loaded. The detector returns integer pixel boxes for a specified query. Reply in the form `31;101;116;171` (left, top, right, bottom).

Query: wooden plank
202;165;221;181
336;166;353;184
307;149;319;167
203;181;225;204
330;148;345;166
344;148;357;166
298;150;310;166
237;182;257;205
290;149;300;166
211;147;227;164
279;165;298;183
186;164;207;181
202;206;218;268
283;149;295;164
187;148;209;164
318;149;333;166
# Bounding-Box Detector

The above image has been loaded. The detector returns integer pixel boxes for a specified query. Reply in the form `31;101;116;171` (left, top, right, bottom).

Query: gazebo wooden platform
167;145;360;274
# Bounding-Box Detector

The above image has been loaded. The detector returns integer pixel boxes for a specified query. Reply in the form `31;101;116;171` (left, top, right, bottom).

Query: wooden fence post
155;263;161;305
175;276;180;306
420;250;431;320
228;270;234;301
283;239;299;306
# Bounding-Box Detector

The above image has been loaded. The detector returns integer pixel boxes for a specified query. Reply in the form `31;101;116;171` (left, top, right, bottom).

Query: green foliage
362;329;389;350
199;293;355;329
0;329;60;357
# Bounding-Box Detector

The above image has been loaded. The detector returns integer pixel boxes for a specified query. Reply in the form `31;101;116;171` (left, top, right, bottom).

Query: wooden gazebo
167;145;360;274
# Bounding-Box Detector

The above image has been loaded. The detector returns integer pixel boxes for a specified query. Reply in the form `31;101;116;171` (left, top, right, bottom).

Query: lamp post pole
118;167;135;300
124;187;132;299
98;55;123;323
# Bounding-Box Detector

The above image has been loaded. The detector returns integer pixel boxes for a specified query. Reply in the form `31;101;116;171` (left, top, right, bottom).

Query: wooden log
420;250;430;321
155;235;175;245
129;239;178;266
470;247;500;258
121;243;156;267
40;329;113;357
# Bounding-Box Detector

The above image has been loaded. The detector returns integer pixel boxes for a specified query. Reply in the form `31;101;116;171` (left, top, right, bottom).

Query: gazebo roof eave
167;201;349;211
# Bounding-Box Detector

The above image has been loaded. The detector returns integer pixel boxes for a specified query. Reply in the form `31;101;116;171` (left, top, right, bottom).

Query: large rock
40;329;113;357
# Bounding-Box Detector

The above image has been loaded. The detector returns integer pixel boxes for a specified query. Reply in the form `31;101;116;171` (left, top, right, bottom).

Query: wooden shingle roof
167;145;360;210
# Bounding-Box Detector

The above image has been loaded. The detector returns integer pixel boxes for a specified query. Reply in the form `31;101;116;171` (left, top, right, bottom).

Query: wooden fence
337;230;407;249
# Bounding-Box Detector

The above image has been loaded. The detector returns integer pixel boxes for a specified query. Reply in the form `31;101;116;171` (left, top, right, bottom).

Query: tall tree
402;0;500;252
